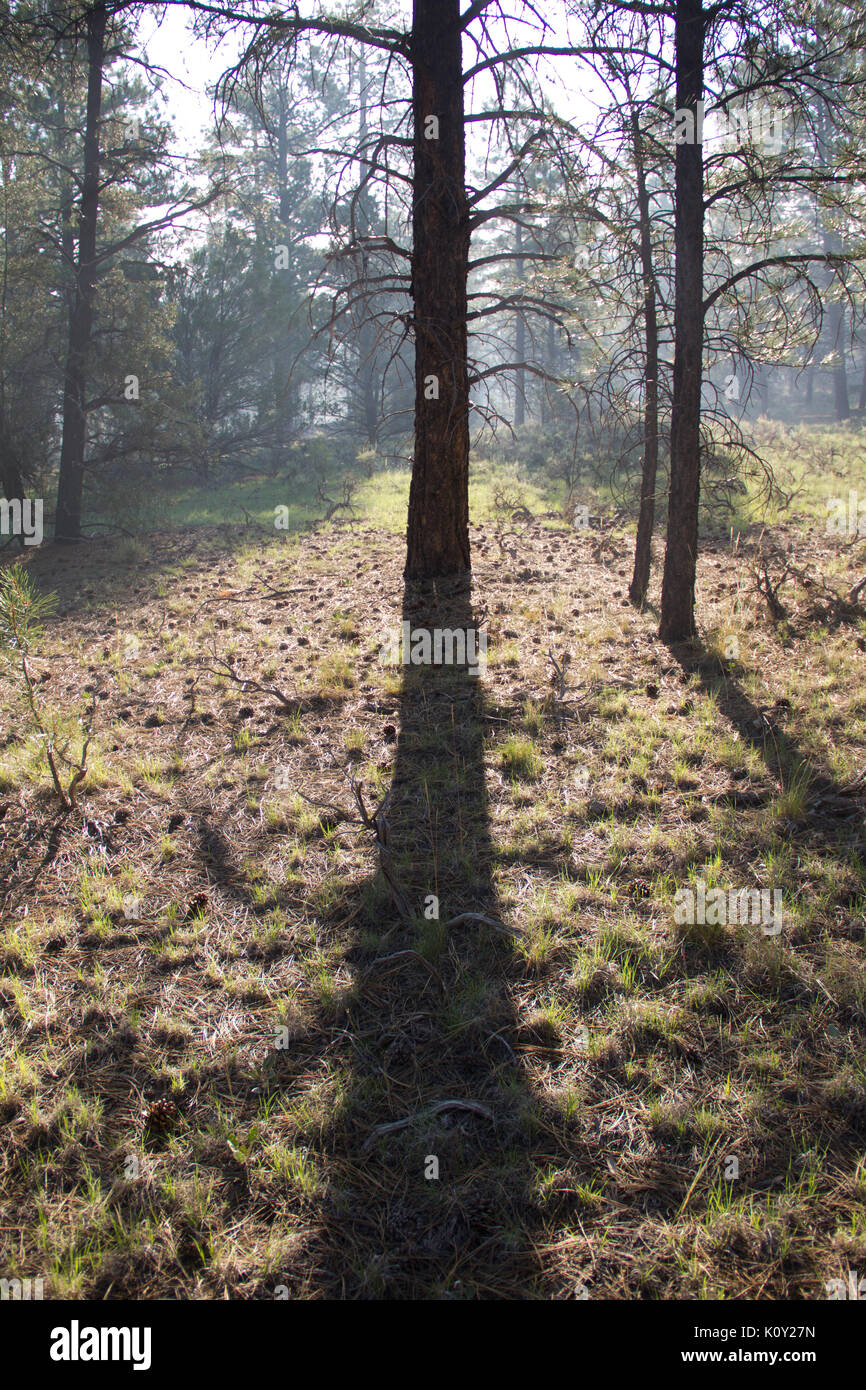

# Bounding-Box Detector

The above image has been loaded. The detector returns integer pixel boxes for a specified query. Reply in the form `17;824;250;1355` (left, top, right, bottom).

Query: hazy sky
135;5;238;152
132;2;604;161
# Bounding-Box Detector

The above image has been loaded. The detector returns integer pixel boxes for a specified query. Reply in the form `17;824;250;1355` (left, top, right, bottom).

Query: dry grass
0;511;864;1299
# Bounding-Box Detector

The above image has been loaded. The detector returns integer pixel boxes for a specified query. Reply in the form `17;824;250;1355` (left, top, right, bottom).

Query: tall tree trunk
276;94;291;227
404;0;471;579
546;314;556;417
357;242;379;447
659;0;705;643
514;218;525;428
858;349;866;413
0;417;25;507
629;114;660;608
813;105;849;424
55;2;107;544
0;148;23;509
274;92;295;462
356;54;378;448
56;89;76;321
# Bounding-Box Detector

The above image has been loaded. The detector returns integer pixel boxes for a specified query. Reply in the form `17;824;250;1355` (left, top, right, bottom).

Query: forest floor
1;504;865;1299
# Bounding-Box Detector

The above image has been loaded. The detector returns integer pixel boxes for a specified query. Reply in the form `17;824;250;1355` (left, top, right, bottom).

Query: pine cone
141;1097;179;1132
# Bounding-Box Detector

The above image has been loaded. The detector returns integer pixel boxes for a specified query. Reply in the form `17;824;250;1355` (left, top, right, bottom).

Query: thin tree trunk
546;313;556;418
629;113;659;608
276;94;291;227
356;54;378;448
359;281;379;447
514;218;525;428
659;0;704;643
813;103;849;425
0;149;23;509
0;419;25;507
405;0;470;579
55;2;107;544
832;301;850;420
57;90;76;321
273;92;295;460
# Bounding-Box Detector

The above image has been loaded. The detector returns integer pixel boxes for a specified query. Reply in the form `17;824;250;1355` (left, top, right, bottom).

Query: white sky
134;1;604;160
129;1;767;168
136;4;239;152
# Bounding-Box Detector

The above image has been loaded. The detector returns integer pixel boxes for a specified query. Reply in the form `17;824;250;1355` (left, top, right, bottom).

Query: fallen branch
261;578;315;600
193;581;313;621
294;789;354;823
199;644;299;712
442;911;522;940
363;1098;496;1150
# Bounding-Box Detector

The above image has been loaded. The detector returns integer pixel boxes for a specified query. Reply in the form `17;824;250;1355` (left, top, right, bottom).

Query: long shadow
661;637;866;1212
27;568;578;1300
42;613;866;1300
281;576;555;1298
668;638;865;857
173;569;575;1295
3;524;572;1299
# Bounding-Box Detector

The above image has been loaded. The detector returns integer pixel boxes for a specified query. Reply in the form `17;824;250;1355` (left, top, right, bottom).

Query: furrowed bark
629;113;660;608
404;0;471;580
659;0;705;642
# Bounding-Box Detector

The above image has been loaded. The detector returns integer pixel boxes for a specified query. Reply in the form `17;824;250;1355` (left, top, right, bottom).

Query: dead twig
351;777;412;921
547;648;567;702
293;789;354;823
192;581;313;622
754;555;790;622
316;476;358;522
199;643;298;712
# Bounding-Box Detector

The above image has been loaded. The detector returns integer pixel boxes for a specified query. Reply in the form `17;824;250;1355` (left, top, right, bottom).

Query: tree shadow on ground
14;568;582;1299
650;638;866;1271
277;576;563;1298
668;637;865;862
